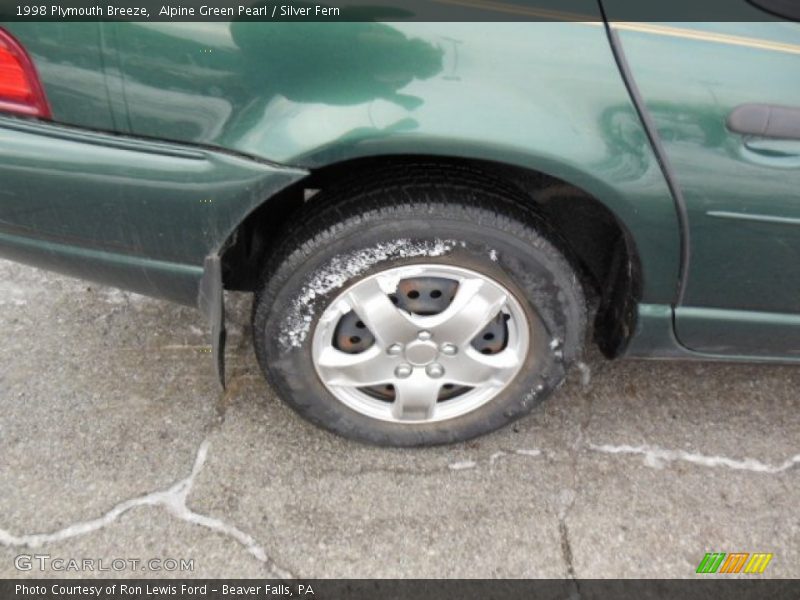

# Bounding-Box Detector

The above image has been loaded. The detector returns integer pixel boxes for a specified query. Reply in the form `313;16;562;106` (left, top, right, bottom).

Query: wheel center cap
404;340;439;366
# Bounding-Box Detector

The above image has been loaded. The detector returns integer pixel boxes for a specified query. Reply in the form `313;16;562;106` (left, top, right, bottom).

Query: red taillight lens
0;28;50;119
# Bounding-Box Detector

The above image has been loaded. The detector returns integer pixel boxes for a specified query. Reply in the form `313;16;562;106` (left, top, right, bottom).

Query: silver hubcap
311;264;530;424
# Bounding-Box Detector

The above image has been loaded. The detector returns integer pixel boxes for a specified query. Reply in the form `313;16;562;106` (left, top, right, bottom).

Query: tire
252;167;587;446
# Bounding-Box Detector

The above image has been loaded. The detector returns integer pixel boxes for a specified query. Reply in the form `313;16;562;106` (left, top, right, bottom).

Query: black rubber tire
252;166;587;446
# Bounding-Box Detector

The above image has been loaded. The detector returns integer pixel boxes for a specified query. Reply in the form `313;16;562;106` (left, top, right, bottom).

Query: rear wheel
253;172;586;446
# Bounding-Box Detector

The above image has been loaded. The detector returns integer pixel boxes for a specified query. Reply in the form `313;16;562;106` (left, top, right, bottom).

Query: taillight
0;28;50;119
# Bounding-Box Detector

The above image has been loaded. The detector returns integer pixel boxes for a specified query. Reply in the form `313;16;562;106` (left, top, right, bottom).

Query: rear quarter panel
2;18;682;310
104;20;682;305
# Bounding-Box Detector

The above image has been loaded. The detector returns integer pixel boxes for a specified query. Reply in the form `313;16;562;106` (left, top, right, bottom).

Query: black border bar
0;0;797;22
3;579;800;600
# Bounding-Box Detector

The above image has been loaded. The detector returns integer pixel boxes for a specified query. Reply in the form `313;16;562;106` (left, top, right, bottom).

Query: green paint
2;16;800;359
0;116;305;304
605;14;800;352
2;18;681;307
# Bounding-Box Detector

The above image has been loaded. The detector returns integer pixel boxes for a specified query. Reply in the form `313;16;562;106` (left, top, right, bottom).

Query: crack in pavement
558;520;577;582
555;363;598;597
557;488;580;598
0;440;294;578
588;443;800;474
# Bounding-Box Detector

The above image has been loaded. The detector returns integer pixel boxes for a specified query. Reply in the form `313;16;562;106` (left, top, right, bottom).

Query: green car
1;7;799;445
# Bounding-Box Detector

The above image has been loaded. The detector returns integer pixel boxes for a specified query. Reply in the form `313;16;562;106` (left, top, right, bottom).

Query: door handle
727;103;800;141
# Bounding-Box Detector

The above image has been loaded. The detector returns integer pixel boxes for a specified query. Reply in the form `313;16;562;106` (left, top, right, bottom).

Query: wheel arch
220;153;647;359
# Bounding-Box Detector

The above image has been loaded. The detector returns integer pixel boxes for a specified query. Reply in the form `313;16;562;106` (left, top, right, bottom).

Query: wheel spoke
316;345;394;387
441;347;520;387
345;278;417;347
425;277;508;347
392;370;441;421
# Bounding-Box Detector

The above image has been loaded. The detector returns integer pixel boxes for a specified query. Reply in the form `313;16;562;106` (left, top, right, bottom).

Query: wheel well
221;156;642;358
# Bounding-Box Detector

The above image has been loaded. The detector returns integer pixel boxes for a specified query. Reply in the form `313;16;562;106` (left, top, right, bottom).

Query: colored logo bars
696;552;773;574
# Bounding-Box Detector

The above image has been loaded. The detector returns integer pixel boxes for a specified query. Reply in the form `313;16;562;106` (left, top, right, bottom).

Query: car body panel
628;303;800;363
0;115;306;304
105;20;686;308
1;19;683;308
2;22;119;131
605;15;800;355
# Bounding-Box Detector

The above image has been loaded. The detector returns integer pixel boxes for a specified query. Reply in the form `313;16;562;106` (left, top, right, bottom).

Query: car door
605;7;800;357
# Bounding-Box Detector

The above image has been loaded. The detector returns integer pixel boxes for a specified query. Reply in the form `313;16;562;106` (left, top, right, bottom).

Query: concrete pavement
1;259;798;579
